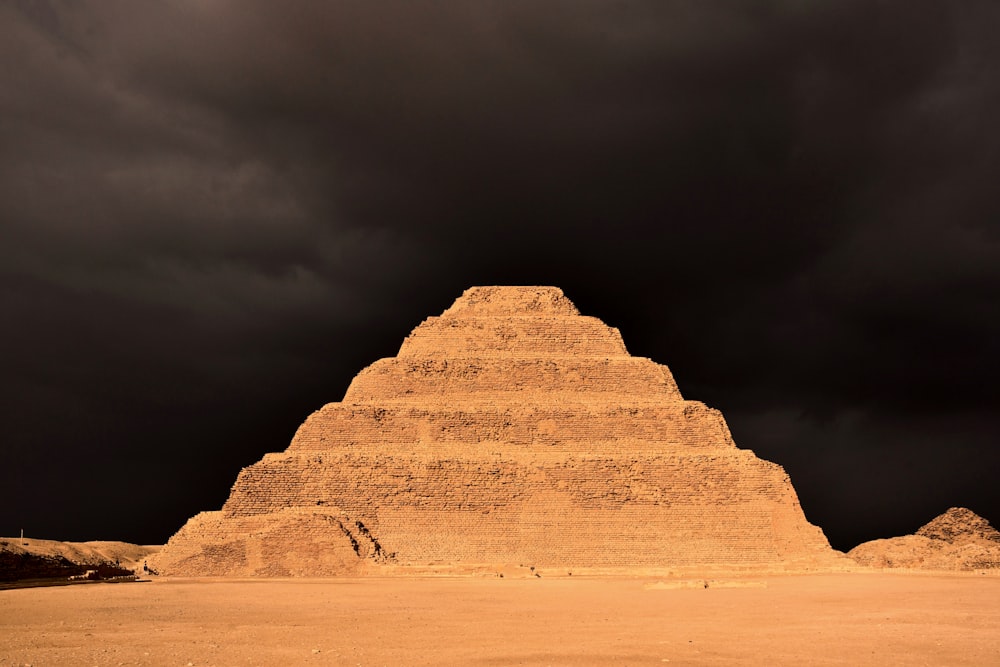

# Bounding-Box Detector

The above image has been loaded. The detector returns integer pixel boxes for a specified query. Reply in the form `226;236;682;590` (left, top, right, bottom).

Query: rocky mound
154;286;843;576
0;537;158;583
848;508;1000;571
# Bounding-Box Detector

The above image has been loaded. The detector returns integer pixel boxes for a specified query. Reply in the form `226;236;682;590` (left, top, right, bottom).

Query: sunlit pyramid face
153;287;840;576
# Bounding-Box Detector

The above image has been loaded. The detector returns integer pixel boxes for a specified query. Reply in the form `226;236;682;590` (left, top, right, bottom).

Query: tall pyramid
154;286;839;575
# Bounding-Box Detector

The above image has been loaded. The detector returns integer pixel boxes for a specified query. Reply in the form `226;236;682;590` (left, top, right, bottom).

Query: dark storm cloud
1;0;997;549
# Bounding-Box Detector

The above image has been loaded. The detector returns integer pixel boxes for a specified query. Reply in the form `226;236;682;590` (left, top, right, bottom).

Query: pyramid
849;507;1000;571
916;507;1000;545
154;286;839;575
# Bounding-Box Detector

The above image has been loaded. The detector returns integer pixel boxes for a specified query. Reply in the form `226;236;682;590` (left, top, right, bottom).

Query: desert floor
1;573;998;666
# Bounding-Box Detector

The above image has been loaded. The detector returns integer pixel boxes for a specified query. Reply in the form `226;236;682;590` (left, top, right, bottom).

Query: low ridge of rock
848;508;1000;571
0;537;158;583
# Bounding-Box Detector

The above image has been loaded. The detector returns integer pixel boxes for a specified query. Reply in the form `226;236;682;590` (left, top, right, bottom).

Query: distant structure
849;507;1000;571
154;286;840;575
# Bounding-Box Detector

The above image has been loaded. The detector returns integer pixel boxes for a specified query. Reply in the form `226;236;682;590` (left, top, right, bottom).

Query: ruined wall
154;286;838;575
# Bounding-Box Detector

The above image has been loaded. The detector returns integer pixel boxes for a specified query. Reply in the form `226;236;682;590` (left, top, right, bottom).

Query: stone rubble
849;507;1000;570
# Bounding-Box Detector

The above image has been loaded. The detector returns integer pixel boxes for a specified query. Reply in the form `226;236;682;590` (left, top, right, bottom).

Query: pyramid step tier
397;315;629;357
378;504;785;567
343;356;681;401
206;451;828;568
220;451;796;518
289;401;734;452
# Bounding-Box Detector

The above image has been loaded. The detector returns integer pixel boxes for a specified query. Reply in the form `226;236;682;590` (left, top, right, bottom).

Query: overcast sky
2;0;997;551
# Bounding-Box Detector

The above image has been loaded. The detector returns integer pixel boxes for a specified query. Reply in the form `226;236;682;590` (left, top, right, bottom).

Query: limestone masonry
154;286;840;575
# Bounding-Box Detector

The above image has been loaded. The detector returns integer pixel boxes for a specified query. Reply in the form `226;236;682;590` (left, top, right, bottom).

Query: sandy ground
1;573;998;666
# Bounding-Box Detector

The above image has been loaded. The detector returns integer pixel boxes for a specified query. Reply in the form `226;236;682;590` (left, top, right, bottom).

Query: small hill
848;508;1000;571
0;537;159;584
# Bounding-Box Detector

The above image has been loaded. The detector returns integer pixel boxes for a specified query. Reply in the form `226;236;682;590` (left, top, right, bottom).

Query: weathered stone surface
157;508;389;576
154;286;840;575
849;507;1000;571
916;507;1000;545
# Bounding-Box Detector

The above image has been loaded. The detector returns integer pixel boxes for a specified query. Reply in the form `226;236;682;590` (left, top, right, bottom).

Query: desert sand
2;573;998;666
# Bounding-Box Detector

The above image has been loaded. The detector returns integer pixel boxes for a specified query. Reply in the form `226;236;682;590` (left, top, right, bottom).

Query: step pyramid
154;286;839;575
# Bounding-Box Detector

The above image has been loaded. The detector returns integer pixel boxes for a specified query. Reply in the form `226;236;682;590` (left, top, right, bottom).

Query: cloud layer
2;1;998;549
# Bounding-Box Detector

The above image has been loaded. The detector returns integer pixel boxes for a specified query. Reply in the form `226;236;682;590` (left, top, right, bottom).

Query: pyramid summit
153;286;841;575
